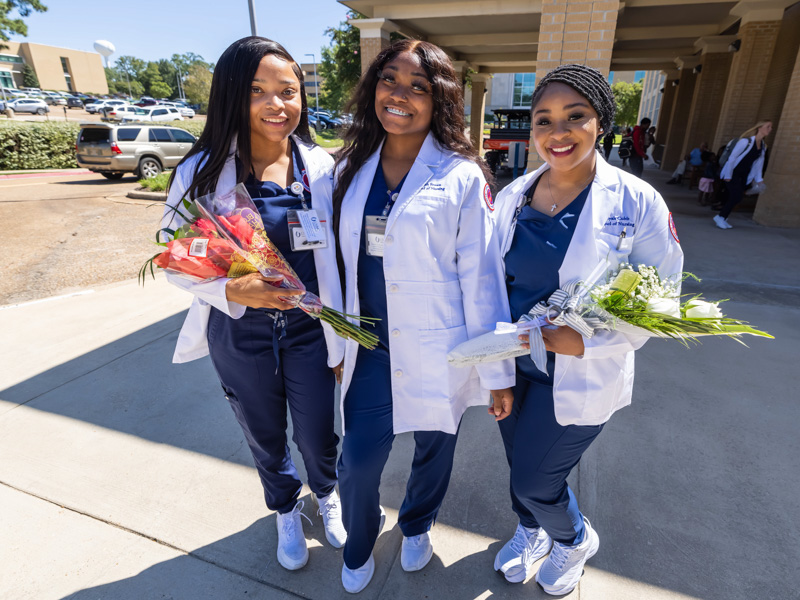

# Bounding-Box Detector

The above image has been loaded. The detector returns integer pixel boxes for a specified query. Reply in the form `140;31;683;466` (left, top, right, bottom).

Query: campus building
0;42;108;94
300;62;324;105
341;0;800;227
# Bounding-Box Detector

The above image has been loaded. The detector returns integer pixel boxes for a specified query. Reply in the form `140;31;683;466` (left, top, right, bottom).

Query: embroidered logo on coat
668;212;680;243
483;183;494;211
302;170;311;192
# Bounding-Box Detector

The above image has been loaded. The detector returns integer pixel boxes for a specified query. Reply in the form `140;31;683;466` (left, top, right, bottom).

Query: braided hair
531;64;616;135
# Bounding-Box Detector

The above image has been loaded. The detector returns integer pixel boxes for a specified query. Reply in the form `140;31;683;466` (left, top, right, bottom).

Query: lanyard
382;174;407;217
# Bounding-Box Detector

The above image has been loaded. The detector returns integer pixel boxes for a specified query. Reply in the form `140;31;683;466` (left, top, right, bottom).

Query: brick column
713;11;782;149
681;37;735;157
527;0;620;171
660;59;698;172
655;70;678;144
469;74;488;153
753;43;800;227
350;18;398;75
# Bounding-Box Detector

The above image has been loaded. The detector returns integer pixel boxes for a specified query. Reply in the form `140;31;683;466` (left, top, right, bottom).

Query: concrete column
527;0;620;171
350;18;399;75
713;7;783;149
680;37;735;157
655;70;678;146
469;74;488;153
661;60;698;172
753;42;800;227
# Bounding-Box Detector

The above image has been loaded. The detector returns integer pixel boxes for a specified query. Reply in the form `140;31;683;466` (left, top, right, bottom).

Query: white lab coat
493;152;684;426
338;132;515;435
719;136;766;184
160;136;345;367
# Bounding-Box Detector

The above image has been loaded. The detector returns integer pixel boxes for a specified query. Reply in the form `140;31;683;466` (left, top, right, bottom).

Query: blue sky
7;0;352;67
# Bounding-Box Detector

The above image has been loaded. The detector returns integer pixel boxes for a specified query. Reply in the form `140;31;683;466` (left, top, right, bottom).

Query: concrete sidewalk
1;160;799;600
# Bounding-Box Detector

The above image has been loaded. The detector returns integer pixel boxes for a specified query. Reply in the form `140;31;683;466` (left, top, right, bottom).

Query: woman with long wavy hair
332;39;515;593
160;36;346;572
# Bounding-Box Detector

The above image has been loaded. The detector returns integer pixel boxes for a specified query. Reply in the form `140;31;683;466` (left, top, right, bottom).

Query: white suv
7;97;50;115
86;99;129;114
124;106;184;122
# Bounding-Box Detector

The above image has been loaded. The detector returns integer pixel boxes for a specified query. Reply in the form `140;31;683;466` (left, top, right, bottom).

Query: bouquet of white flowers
447;260;773;374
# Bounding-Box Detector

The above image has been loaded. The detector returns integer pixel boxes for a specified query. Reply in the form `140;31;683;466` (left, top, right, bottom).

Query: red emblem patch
668;212;680;243
483;183;494;211
302;170;311;192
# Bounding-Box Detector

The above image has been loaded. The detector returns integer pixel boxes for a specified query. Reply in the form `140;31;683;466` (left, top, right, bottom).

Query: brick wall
758;3;800;138
682;52;732;157
714;20;781;149
528;0;620;170
754;44;800;227
656;77;677;151
359;37;389;75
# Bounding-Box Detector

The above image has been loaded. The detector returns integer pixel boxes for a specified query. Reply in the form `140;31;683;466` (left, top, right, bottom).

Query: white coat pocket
418;325;470;401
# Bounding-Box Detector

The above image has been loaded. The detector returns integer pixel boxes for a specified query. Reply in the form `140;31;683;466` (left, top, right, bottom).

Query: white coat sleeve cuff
165;273;246;319
581;330;648;360
476;358;516;390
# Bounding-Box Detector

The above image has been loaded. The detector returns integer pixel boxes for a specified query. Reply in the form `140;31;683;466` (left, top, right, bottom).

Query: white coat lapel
385;132;440;234
343;144;383;267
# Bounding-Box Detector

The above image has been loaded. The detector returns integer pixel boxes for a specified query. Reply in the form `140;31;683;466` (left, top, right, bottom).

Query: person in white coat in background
490;64;684;595
332;39;515;593
160;37;346;572
714;120;771;229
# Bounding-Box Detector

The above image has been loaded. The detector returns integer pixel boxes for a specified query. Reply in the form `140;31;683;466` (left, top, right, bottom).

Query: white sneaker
315;491;347;548
401;531;433;572
276;501;311;571
341;507;385;593
535;517;599;596
723;218;733;229
494;523;553;583
713;215;730;230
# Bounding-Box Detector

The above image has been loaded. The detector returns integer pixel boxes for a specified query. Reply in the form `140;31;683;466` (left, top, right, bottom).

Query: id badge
287;209;328;251
365;215;388;257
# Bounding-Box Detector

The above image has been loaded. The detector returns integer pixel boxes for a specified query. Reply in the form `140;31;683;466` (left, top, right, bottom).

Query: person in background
697;152;718;206
160;37;347;572
620;127;632;167
602;129;615;161
629;117;651;178
714;121;771;229
687;142;709;190
490;64;683;596
665;155;688;185
333;39;514;594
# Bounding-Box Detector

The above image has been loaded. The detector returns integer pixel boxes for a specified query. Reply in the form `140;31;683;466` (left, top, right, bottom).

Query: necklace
545;169;595;213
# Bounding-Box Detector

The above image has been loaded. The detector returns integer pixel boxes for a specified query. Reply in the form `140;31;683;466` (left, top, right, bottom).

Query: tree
141;61;171;98
22;63;39;87
0;0;47;50
115;56;146;81
183;63;212;111
318;11;363;112
611;81;643;128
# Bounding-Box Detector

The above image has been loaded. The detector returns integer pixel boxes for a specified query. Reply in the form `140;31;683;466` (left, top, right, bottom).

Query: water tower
93;40;115;67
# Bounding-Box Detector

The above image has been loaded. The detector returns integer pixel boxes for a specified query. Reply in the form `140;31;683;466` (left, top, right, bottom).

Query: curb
126;190;167;201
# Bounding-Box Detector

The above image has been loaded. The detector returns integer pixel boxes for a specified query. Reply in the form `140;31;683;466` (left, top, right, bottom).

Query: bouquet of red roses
142;183;378;349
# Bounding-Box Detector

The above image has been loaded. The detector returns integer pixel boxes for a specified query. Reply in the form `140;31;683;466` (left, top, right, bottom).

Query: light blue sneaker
341;507;386;593
401;531;433;572
276;501;311;570
535;517;599;595
494;523;552;583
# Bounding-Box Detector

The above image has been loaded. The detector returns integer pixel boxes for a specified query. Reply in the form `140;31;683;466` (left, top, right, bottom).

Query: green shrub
0;121;80;170
138;171;171;191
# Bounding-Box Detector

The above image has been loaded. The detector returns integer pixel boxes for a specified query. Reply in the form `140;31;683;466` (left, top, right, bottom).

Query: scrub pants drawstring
270;311;287;374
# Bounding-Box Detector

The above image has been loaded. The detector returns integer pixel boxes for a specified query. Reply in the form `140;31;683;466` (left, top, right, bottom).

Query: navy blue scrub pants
207;306;338;515
498;376;604;545
338;345;460;569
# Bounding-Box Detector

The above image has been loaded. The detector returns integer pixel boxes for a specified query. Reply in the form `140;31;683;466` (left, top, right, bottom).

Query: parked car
64;95;84;109
43;93;67;106
75;123;197;179
6;98;50;115
134;96;158;107
87;99;129;114
103;105;141;121
121;106;184;122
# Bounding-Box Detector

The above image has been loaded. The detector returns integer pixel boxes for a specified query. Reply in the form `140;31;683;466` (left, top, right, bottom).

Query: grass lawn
315;129;344;149
138;171;171;191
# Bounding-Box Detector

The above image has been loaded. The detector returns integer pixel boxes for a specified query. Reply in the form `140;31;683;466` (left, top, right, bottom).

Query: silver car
7;98;50;115
75;123;197;179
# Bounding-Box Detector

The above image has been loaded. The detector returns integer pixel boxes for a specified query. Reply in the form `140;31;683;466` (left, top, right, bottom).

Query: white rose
647;297;681;318
684;299;723;319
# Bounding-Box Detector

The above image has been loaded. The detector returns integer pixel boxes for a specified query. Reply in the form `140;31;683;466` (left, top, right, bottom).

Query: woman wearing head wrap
490;64;684;595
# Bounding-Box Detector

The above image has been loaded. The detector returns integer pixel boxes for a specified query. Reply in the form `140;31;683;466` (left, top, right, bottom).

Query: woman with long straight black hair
333;39;514;593
160;36;346;571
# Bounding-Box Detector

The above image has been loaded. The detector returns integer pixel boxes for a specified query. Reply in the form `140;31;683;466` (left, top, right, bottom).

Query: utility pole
304;53;319;115
248;0;258;36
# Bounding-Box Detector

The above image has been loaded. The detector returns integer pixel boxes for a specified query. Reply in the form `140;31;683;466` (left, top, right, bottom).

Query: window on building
0;54;23;64
0;69;13;89
60;57;74;92
512;73;535;108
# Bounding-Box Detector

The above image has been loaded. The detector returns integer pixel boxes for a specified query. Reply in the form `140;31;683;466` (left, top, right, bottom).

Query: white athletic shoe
723;218;733;229
535;517;599;596
341;507;386;593
494;523;553;583
276;501;311;571
315;491;347;548
713;215;730;229
401;531;434;572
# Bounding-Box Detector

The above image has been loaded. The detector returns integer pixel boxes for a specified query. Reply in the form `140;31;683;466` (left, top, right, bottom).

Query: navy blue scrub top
237;139;319;299
504;176;590;382
357;165;406;363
